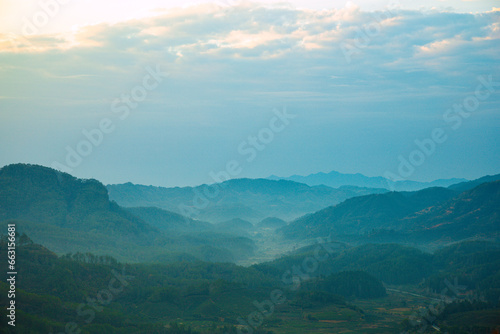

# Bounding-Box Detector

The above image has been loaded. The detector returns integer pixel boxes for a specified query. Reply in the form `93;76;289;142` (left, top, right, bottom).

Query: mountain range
279;179;500;245
268;170;468;191
107;179;388;223
1;163;499;264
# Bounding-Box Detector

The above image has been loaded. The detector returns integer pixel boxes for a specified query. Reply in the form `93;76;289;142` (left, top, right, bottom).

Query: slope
126;206;214;232
448;173;500;192
0;164;256;263
279;187;458;240
406;180;500;241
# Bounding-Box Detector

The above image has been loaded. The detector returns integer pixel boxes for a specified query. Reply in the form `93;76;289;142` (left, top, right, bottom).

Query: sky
0;0;499;187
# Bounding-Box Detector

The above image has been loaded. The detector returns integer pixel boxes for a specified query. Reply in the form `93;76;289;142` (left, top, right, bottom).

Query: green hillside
0;164;255;263
278;186;457;240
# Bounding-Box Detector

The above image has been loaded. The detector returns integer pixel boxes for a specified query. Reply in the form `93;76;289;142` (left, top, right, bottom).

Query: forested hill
126;206;213;232
279;181;500;244
0;163;155;236
448;173;500;192
406;180;500;240
278;186;457;239
0;164;256;263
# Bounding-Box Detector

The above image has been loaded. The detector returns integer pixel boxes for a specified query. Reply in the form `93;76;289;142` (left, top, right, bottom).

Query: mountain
278;186;458;240
107;179;388;223
279;180;500;245
0;163;157;240
269;170;467;191
126;206;214;232
407;180;500;241
0;164;256;263
448;173;500;192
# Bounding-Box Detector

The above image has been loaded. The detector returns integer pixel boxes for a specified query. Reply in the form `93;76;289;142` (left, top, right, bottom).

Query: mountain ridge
448;173;500;192
107;178;388;223
278;186;459;240
269;170;468;191
278;180;500;245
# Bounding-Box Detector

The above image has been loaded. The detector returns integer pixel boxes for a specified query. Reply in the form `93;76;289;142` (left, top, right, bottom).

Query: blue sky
0;0;499;187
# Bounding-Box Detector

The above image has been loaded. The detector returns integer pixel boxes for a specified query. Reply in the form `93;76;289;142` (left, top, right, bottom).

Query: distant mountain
107;179;388;223
278;186;458;240
448;173;500;192
269;170;467;191
0;164;256;263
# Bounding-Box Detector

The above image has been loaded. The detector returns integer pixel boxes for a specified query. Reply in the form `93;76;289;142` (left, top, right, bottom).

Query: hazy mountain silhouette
269;170;467;191
107;179;388;223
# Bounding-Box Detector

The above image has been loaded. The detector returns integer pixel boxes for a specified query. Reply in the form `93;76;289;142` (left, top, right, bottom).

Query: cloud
0;3;498;112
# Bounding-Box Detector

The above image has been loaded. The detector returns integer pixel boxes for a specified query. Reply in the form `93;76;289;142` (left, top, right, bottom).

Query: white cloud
0;3;498;105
